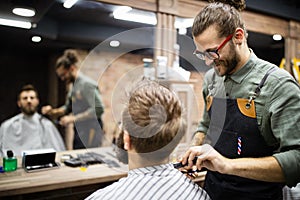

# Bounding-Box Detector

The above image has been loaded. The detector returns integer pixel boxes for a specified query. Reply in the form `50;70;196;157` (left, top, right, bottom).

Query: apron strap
254;67;277;96
208;70;216;95
246;67;277;108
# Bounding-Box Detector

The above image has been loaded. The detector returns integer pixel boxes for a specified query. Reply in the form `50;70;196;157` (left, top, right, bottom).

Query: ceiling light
113;6;157;25
12;7;36;17
273;34;282;41
110;40;120;47
0;18;32;29
32;36;41;43
63;0;79;9
113;6;132;14
174;17;194;29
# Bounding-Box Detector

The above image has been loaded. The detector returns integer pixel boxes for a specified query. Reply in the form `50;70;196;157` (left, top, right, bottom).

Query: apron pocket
214;130;239;158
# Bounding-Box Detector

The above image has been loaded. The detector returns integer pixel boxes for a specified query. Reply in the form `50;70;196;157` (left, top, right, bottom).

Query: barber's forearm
225;156;285;183
191;132;206;146
74;110;94;122
49;107;66;118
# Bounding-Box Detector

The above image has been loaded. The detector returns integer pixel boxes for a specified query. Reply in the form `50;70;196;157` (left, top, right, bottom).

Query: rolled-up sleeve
196;71;210;135
268;75;300;187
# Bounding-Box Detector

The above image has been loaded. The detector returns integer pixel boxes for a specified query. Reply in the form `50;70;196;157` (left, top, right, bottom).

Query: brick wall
77;50;205;146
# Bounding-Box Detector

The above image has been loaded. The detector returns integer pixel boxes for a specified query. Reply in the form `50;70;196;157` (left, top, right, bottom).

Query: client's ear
123;130;131;150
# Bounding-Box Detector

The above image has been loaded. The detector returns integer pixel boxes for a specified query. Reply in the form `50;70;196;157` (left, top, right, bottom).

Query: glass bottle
3;150;17;172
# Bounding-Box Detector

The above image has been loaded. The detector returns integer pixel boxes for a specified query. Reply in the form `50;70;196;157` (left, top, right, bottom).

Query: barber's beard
66;76;75;84
213;45;240;76
70;75;75;83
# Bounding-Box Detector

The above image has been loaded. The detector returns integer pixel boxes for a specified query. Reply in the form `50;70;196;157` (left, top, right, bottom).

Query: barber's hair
55;49;80;69
192;0;247;38
122;79;186;160
207;0;245;11
18;84;39;100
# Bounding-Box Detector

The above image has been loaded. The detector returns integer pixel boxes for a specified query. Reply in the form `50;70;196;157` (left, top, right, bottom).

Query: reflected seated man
0;84;65;157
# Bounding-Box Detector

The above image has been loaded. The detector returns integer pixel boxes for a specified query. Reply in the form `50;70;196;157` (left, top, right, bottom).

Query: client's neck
128;153;169;170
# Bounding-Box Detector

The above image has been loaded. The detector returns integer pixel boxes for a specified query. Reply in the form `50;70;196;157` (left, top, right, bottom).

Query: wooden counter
0;146;206;199
0;146;128;199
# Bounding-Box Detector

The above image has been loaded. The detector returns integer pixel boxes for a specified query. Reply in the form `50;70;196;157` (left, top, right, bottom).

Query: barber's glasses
193;34;233;60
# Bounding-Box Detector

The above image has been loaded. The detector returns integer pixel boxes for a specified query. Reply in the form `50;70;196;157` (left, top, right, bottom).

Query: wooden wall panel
160;0;290;37
289;21;300;39
155;13;176;68
242;12;289;37
96;0;300;72
96;0;297;38
161;0;207;18
297;41;300;58
95;0;157;12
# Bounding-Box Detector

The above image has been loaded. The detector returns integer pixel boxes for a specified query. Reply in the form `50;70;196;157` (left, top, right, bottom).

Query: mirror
0;0;156;151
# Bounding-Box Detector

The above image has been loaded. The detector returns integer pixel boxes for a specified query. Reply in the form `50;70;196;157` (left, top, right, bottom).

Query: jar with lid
3;150;17;172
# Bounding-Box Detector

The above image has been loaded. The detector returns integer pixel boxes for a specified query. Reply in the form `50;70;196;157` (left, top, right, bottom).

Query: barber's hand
59;115;75;126
181;144;228;174
41;105;52;115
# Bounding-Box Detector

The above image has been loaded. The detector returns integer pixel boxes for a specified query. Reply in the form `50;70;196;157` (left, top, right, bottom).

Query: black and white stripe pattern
85;163;211;200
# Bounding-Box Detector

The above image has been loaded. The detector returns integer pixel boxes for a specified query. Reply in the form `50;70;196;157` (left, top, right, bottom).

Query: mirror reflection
0;0;156;153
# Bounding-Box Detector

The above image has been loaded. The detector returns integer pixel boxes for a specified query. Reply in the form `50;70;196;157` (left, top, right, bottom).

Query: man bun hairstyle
193;0;247;38
208;0;246;11
55;49;80;69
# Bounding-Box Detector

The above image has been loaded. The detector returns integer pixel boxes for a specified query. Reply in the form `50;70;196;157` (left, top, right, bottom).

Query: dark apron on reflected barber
71;89;103;149
203;68;284;200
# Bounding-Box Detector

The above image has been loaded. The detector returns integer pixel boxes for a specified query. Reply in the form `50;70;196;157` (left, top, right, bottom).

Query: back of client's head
122;79;186;162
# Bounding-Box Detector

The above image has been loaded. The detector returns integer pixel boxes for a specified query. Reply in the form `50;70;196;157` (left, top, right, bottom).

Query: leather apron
203;68;283;200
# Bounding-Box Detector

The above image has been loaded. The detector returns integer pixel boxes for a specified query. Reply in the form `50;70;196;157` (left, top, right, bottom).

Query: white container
143;58;154;80
156;56;168;79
